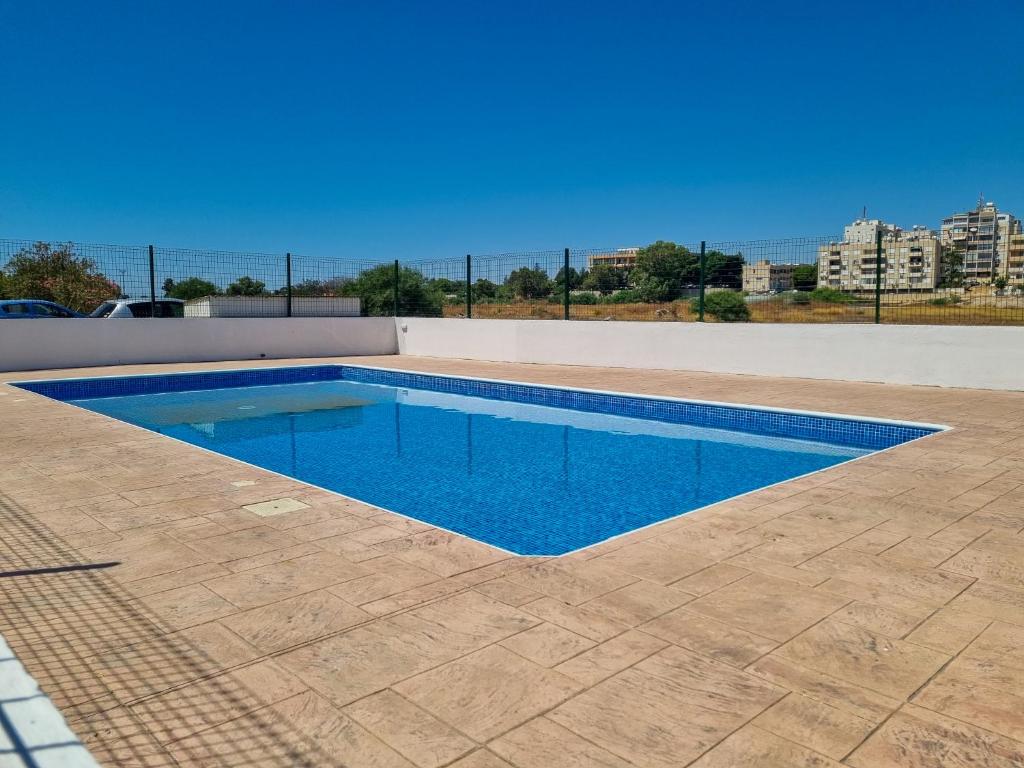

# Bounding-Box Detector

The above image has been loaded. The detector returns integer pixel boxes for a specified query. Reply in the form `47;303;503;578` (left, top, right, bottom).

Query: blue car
0;299;85;318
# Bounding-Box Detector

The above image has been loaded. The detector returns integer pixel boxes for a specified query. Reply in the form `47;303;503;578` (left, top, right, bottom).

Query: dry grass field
444;296;1024;325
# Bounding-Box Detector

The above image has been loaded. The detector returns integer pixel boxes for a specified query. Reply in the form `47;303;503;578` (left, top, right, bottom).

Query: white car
89;298;185;318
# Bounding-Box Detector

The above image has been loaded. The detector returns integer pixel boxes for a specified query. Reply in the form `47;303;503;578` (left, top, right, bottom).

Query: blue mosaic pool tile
12;364;939;451
337;366;938;450
13;365;345;401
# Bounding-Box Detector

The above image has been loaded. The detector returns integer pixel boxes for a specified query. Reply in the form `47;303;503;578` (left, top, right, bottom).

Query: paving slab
3;355;1024;766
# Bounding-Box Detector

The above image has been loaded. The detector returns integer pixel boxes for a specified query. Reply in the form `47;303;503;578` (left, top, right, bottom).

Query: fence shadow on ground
0;492;336;767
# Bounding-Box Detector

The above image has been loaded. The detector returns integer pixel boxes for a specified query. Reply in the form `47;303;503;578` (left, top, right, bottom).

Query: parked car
89;298;185;318
0;299;84;318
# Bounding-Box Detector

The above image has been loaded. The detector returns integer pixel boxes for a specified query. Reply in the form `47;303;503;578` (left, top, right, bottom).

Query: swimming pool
15;365;944;556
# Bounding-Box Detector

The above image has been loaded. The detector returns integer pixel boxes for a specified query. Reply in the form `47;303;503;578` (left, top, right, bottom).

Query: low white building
185;295;361;317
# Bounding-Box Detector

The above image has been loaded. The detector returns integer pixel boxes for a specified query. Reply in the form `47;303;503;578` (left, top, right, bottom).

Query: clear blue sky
1;1;1022;260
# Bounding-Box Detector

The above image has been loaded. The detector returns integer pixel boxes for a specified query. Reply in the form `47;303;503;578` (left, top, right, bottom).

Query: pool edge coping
5;362;952;559
7;361;953;434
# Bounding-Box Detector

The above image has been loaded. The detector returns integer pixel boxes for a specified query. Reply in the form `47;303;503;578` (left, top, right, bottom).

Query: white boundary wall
397;318;1024;391
2;317;1021;390
0;318;397;372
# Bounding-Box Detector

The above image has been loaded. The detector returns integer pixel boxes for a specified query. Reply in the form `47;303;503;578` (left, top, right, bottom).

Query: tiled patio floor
2;355;1023;767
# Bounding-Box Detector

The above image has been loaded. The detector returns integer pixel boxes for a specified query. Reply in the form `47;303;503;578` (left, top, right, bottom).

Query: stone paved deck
1;355;1023;767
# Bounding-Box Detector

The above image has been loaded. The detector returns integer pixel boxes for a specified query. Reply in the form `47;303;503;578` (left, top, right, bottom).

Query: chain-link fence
2;235;1022;324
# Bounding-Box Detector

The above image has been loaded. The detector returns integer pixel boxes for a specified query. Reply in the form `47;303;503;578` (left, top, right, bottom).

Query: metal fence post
874;231;883;324
285;252;293;317
697;241;707;321
148;245;156;316
563;247;570;320
466;254;472;319
393;259;400;317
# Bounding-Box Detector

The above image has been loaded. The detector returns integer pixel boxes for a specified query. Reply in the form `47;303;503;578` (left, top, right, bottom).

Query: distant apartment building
1007;231;1024;283
587;247;639;269
940;201;1020;282
741;260;798;293
818;222;940;291
843;218;899;244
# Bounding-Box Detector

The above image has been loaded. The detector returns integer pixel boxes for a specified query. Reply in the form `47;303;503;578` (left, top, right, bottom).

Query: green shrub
929;297;950;306
601;289;645;304
790;291;812;305
809;287;854;303
690;290;750;322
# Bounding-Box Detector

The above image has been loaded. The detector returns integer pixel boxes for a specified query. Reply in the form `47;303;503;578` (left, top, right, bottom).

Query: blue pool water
17;366;939;555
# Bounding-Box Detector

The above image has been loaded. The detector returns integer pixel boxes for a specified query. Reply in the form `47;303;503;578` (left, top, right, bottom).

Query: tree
632;241;698;302
690;290;751;321
0;241;118;312
430;277;467;296
704;250;745;290
163;276;219;300
581;264;626;295
428;278;467;305
226;276;267;296
288;277;351;296
993;275;1009;291
792;264;818;291
938;247;964;288
471;278;498;301
505;266;551;299
341;264;443;316
553;266;583;293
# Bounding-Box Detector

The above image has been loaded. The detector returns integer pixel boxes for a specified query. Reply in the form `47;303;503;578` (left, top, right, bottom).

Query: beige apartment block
842;217;899;244
741;260;799;293
1007;231;1024;283
819;225;940;291
941;200;1021;282
587;247;639;269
